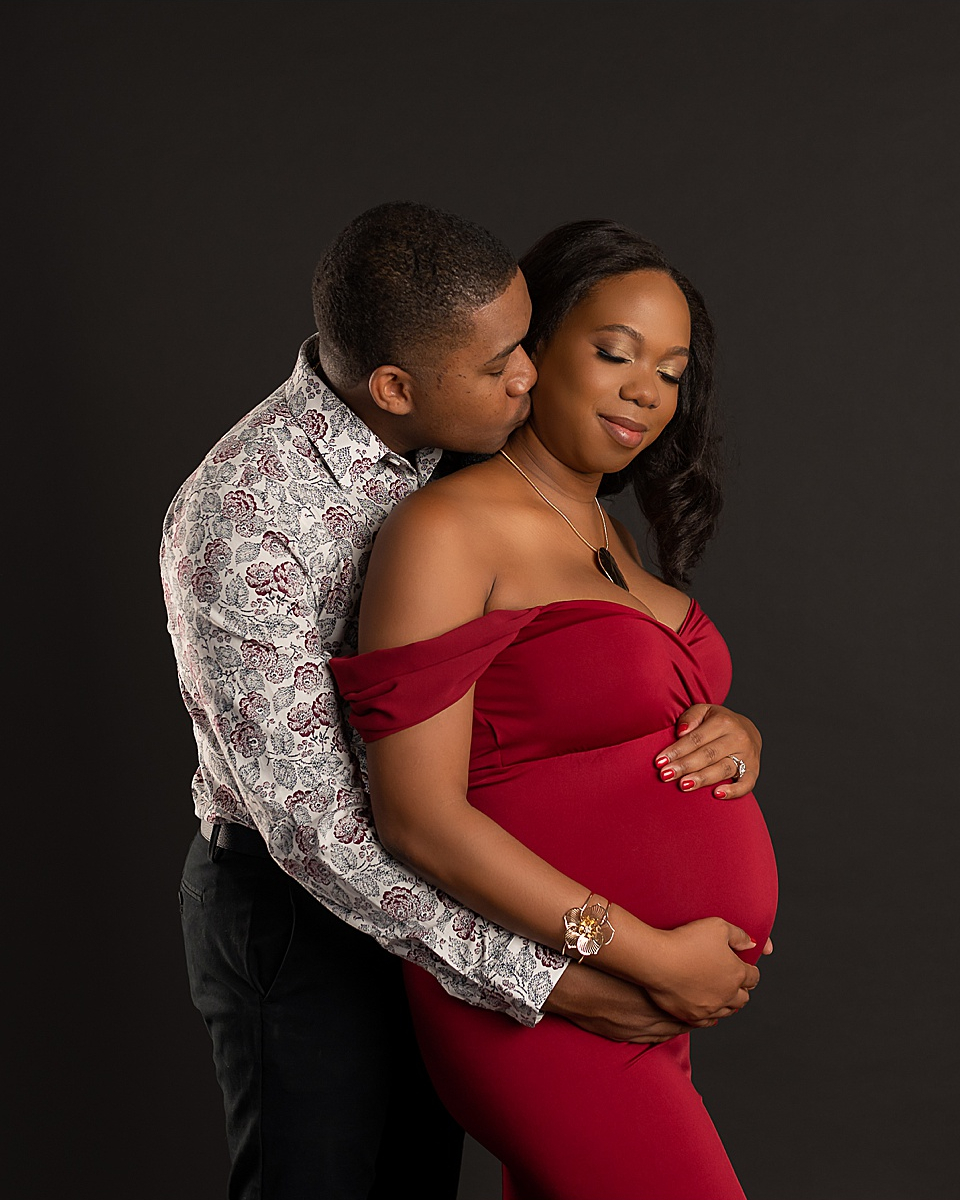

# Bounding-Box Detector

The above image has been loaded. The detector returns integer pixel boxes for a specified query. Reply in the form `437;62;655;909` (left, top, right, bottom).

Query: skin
334;270;536;456
506;270;763;802
354;269;771;1036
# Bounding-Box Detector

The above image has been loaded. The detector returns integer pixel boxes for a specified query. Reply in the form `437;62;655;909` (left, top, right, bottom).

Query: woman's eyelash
597;348;682;385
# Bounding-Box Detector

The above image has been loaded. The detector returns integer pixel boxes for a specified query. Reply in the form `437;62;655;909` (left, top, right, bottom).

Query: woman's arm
356;486;760;1022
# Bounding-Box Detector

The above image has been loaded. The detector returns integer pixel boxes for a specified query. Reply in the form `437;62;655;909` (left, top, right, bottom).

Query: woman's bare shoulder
379;458;506;539
359;460;506;649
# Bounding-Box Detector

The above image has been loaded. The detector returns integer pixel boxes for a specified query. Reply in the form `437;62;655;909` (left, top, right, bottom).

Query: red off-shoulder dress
332;599;777;1200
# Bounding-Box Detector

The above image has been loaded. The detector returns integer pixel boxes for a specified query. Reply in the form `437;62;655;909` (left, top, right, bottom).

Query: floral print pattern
160;336;565;1025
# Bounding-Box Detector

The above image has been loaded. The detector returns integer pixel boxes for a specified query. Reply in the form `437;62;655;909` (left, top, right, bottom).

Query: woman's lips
598;414;648;448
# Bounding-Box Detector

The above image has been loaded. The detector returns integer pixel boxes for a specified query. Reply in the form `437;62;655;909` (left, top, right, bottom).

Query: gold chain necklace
499;450;630;592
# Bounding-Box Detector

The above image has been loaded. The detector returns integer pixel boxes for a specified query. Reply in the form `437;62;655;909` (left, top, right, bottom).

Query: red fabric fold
329;607;541;742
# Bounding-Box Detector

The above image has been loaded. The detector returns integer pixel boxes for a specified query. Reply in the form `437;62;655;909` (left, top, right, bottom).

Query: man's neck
322;369;419;457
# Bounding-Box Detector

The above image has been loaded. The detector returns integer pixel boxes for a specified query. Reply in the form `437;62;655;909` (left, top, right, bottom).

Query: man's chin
479;429;520;454
489;406;531;450
444;441;503;459
451;433;513;457
442;411;530;457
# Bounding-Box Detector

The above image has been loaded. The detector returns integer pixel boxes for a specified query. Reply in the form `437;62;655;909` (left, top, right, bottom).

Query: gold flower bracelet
562;892;616;962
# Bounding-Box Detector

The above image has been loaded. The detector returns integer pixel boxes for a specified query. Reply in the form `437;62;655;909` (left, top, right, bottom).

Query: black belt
200;818;271;859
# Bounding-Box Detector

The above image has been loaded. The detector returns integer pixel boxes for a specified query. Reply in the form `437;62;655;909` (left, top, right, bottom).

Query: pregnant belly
468;728;778;955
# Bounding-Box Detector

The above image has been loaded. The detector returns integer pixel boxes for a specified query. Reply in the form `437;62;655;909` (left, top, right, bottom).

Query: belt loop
207;822;222;862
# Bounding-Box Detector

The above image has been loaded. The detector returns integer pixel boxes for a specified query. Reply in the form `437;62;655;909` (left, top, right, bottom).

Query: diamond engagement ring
729;755;746;780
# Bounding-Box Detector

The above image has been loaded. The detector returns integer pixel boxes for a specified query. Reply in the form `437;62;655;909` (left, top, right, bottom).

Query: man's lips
512;394;532;426
598;413;648;448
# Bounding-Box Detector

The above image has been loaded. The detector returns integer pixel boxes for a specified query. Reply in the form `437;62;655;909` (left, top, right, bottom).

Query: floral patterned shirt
160;336;566;1025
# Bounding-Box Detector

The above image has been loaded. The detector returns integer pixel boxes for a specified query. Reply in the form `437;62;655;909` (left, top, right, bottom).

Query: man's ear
368;365;416;415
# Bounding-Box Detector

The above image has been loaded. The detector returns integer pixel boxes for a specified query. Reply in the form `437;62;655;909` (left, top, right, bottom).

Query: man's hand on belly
542;964;716;1042
654;704;762;800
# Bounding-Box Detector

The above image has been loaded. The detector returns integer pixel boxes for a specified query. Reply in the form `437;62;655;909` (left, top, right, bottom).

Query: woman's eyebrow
597;324;689;357
597;323;641;340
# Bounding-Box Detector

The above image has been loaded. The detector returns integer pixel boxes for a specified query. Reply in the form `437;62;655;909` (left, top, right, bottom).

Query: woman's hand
654;704;761;800
639;917;761;1023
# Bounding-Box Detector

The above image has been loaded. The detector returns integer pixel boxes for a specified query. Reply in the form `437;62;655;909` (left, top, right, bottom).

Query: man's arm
161;469;566;1026
544;966;703;1042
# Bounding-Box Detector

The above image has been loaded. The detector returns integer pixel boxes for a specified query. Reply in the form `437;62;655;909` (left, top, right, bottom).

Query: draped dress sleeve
329;608;541;741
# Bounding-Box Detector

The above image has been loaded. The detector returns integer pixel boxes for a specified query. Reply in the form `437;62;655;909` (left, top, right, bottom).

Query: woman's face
528;270;691;475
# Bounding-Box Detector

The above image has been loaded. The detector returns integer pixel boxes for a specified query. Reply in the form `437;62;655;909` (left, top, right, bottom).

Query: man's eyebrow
483;339;521;365
597;324;689;357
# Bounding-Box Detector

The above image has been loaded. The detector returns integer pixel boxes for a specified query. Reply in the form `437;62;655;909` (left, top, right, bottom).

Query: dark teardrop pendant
596;547;630;591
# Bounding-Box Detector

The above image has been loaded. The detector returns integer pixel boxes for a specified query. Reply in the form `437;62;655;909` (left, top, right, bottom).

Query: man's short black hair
312;201;517;387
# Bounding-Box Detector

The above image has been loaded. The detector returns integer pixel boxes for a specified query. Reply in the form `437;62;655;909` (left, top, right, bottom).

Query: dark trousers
179;831;464;1199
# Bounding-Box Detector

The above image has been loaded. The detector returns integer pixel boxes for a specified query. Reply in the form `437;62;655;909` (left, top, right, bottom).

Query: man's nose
507;348;537;395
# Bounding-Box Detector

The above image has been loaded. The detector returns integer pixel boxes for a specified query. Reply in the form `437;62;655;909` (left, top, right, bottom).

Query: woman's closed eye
596;348;631;364
597;347;683;385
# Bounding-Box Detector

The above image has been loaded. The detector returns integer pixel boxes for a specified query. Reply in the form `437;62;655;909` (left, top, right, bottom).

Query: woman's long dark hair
519;220;722;588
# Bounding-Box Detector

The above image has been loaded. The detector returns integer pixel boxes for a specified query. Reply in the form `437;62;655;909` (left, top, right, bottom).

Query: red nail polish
680;778;696;791
655;755;670;768
660;768;676;781
714;788;726;799
677;722;689;734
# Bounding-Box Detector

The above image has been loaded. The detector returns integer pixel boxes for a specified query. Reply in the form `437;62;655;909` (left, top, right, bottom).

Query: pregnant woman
331;220;778;1198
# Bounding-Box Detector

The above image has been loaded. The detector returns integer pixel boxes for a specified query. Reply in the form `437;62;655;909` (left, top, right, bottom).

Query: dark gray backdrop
9;3;958;1198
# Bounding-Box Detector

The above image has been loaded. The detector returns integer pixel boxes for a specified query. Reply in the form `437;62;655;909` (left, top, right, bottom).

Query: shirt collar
283;335;442;488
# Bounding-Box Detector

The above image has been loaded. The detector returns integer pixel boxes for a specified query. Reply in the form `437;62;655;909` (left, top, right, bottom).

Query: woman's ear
368;365;416;415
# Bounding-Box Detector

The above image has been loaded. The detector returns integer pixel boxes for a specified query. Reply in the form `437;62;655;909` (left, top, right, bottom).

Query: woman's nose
620;368;660;407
